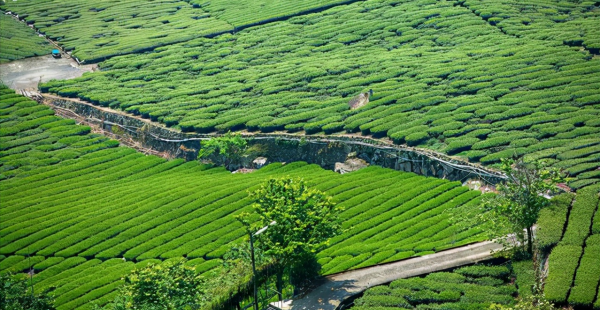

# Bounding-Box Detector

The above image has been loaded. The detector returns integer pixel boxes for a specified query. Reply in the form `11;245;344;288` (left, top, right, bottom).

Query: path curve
288;241;503;310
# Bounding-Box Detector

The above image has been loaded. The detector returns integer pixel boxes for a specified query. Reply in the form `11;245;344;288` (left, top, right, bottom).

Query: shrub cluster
353;265;516;309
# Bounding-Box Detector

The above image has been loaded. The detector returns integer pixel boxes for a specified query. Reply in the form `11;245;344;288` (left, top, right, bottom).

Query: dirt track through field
286;241;503;310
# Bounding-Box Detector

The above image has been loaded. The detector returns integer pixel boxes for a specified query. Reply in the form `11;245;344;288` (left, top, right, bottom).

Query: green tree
197;132;248;170
236;177;344;300
482;158;565;254
0;272;55;310
98;260;205;310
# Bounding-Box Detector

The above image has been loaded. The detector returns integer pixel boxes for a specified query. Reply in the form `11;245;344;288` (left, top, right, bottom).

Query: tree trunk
526;226;533;254
276;268;283;301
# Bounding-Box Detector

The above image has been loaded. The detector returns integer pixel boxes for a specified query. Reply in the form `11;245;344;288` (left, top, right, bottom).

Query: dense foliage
541;187;600;307
0;272;56;310
194;0;353;27
481;159;564;254
1;0;599;307
239;178;343;260
237;177;343;298
536;193;574;250
0;15;50;63
197;131;248;170
0;88;487;309
97;260;205;310
352;265;516;309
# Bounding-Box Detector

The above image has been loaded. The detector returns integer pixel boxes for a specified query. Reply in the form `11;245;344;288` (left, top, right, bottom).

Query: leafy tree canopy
0;272;55;310
97;260;205;310
197;132;248;170
236;177;344;298
236;177;344;264
482;158;565;254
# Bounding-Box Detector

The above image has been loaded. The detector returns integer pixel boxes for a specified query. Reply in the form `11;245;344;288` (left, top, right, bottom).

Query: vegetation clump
0;15;50;63
352;265;516;309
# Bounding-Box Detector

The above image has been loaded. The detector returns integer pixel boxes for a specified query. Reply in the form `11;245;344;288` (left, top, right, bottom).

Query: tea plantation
0;14;50;63
1;0;234;62
541;187;600;307
0;87;489;309
1;0;600;308
351;265;517;309
20;0;600;189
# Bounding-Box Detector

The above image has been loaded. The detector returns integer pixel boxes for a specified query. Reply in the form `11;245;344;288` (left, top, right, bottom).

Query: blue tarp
52;49;60;54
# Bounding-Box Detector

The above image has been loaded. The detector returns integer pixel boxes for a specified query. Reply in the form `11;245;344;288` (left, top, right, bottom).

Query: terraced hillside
1;0;234;62
25;0;600;189
0;87;489;309
193;0;359;27
0;0;359;62
0;14;50;63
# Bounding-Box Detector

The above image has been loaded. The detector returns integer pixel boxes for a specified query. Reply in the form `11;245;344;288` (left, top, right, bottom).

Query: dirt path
0;55;95;90
287;241;503;310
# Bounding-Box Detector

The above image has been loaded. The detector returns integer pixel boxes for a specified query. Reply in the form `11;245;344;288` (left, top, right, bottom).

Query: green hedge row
545;245;583;303
560;187;599;247
0;15;50;63
355;265;516;308
569;235;600;306
511;260;535;298
537;193;574;250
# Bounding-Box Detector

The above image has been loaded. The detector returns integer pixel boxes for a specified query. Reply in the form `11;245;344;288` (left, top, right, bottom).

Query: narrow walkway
289;241;503;310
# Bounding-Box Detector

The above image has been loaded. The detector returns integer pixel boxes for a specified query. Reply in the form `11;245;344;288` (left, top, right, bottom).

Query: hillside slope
0;87;488;309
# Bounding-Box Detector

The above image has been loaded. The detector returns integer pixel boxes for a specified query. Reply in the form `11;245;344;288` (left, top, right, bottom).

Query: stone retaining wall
45;96;506;184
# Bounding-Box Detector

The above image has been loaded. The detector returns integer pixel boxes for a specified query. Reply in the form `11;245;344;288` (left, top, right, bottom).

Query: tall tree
236;177;344;300
482;158;565;254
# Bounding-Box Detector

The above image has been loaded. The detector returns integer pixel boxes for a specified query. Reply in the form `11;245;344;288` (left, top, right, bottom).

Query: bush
406;131;430;146
544;245;583;303
568;235;600;306
560;187;599;246
444;137;480;155
455;265;510;279
537;193;573;250
512;260;535;298
355;294;412;307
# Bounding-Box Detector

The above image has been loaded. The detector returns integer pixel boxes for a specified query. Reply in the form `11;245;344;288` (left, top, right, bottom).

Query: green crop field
1;0;600;308
0;87;488;309
23;0;599;189
0;0;358;62
1;0;234;62
194;0;356;27
543;187;600;307
351;265;517;309
0;14;50;63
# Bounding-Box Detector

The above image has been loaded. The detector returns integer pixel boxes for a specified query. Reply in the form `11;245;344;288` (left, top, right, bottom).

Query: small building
52;49;61;58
